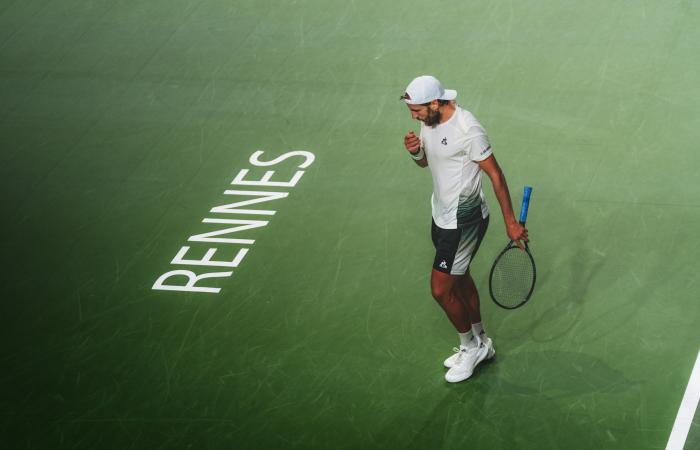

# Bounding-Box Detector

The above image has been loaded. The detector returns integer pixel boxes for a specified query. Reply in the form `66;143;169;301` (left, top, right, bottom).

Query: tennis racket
488;186;536;309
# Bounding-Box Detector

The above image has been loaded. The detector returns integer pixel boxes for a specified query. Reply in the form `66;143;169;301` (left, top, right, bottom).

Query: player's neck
438;103;456;124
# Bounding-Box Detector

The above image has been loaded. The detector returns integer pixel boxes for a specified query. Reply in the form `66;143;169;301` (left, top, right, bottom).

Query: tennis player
400;75;528;383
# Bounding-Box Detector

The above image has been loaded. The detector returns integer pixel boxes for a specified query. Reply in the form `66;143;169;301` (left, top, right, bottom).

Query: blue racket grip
519;186;533;224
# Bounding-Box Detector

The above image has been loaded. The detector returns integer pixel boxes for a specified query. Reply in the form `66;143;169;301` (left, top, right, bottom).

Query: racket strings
491;247;535;308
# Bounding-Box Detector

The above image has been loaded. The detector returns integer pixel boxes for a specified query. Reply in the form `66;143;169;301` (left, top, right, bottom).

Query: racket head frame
488;240;537;309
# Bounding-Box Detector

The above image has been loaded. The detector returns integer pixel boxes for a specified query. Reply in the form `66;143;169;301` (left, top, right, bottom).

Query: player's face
407;104;427;121
406;105;440;126
407;103;440;126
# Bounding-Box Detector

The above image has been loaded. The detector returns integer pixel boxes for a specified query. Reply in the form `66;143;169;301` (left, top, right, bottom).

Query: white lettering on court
153;150;315;294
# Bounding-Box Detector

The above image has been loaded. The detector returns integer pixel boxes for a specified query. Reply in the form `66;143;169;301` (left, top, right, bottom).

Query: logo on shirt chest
441;137;447;145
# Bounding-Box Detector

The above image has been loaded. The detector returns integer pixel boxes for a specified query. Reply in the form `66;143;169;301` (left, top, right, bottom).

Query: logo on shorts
441;137;448;145
439;260;448;269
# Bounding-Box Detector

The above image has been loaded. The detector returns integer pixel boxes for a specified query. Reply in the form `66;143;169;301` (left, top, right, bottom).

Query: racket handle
519;186;533;224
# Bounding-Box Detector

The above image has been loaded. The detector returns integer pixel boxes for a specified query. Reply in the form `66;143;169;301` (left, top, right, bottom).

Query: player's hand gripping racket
488;186;536;309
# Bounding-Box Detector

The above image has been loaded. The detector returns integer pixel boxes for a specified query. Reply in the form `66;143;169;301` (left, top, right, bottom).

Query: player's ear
429;99;439;111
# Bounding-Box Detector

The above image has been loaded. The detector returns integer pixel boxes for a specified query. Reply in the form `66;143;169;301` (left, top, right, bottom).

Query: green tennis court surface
2;1;699;448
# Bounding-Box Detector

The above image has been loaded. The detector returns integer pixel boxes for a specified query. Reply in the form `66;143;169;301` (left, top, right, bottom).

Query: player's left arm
478;155;528;247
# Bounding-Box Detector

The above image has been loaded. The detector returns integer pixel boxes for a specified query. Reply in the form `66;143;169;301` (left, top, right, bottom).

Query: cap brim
440;89;457;101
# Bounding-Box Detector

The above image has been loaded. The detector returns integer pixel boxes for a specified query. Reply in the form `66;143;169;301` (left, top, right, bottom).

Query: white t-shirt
420;105;492;229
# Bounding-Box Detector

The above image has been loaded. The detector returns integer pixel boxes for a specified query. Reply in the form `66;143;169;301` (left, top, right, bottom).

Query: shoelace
451;346;472;363
452;345;481;353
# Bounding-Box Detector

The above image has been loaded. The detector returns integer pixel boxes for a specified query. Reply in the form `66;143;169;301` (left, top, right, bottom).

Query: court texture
2;0;699;449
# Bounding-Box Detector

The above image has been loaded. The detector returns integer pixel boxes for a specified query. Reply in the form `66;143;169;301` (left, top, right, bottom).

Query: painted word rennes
153;150;316;294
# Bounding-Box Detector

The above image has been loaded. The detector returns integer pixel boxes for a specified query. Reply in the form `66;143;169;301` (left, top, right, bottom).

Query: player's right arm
478;154;528;248
403;131;428;167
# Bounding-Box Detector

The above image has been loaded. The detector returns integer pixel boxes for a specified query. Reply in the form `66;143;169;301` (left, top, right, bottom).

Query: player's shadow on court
529;249;602;343
527;204;607;344
483;350;635;397
373;350;635;449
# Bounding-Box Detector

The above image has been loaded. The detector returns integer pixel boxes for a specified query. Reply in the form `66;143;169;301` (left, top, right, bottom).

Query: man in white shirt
400;75;528;383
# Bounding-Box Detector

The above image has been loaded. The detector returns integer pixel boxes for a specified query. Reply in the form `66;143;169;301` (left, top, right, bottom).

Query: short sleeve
467;132;492;162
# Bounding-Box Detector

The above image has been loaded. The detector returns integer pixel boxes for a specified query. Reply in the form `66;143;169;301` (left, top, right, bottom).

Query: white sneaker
445;343;489;383
444;336;495;368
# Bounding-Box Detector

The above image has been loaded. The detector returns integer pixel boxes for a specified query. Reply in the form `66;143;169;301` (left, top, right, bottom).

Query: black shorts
431;216;489;275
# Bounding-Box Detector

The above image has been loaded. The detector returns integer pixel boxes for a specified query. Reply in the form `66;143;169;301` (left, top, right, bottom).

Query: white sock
471;322;486;344
459;330;476;349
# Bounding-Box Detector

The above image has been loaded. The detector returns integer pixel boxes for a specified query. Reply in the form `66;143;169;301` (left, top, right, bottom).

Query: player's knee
431;284;451;304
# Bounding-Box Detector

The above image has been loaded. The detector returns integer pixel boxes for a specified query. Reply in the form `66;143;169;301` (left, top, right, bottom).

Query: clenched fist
404;130;421;154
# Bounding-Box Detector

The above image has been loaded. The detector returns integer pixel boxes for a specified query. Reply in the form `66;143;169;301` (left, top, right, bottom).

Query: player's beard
422;108;441;127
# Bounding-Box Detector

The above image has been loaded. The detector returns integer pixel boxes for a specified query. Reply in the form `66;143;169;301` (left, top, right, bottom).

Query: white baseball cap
401;75;457;105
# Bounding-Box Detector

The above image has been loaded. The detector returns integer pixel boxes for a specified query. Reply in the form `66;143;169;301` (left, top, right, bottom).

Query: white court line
666;350;700;450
